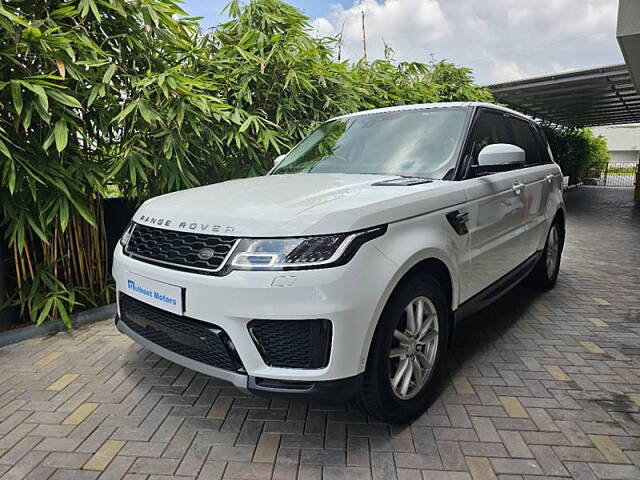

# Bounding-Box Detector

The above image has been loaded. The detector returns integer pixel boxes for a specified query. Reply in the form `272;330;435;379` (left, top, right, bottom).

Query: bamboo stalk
23;238;35;280
13;243;22;290
52;225;58;278
68;217;82;285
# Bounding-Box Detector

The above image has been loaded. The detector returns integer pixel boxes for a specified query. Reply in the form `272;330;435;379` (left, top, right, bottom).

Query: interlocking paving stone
0;187;639;479
46;374;79;392
465;456;498;480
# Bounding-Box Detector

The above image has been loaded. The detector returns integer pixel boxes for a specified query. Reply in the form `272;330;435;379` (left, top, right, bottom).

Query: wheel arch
403;258;453;312
359;251;457;370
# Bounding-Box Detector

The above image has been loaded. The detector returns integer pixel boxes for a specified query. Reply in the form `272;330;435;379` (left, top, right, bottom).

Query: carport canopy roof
487;64;640;128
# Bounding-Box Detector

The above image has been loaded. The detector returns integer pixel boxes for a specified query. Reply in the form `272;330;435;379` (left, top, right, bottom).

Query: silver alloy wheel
546;225;560;278
389;296;439;400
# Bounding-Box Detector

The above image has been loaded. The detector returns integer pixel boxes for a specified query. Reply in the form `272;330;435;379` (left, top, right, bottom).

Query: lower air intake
248;319;332;369
119;293;244;373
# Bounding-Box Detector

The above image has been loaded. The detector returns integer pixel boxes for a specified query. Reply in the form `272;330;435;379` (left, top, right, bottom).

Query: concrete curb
0;303;116;348
564;182;582;192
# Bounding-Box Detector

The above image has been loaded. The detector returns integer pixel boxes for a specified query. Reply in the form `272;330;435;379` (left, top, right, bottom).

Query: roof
486;2;640;129
487;64;640;128
331;102;529;122
618;0;640;93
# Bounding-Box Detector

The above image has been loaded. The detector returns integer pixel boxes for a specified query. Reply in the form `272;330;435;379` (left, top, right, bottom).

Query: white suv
113;102;565;422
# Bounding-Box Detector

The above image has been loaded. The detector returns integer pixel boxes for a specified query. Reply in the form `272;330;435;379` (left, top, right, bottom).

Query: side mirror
273;154;286;167
478;143;525;168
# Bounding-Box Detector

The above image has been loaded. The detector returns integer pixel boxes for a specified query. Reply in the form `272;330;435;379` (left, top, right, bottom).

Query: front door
460;110;528;301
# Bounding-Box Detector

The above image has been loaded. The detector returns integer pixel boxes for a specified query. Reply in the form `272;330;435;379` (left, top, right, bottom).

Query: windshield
272;108;469;179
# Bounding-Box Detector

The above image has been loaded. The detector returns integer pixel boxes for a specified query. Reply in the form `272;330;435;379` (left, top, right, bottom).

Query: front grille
248;319;332;369
119;294;244;372
125;223;237;274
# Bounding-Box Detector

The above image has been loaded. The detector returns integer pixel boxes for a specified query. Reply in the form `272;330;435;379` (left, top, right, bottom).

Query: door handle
545;174;554;184
512;182;524;195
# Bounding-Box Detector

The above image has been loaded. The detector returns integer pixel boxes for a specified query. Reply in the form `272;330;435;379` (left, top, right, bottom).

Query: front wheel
355;274;449;423
528;220;563;290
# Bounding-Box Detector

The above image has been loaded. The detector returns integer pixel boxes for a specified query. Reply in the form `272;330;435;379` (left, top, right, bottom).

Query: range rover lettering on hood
137;215;236;234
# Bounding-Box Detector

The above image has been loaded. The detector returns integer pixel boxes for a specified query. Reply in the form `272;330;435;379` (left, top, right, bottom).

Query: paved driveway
1;187;639;480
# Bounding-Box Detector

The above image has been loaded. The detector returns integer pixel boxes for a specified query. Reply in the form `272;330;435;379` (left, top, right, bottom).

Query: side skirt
453;250;542;323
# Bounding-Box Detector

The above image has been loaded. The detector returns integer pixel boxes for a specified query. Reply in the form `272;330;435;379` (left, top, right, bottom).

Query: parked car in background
113;102;565;422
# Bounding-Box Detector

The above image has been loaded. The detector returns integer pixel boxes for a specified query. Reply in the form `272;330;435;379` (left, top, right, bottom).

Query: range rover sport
113;102;565;422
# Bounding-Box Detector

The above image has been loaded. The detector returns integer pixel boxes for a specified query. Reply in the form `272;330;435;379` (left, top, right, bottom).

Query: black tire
355;274;449;423
528;218;564;290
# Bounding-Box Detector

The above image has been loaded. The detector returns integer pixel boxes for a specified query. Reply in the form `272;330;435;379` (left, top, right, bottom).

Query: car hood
134;173;466;237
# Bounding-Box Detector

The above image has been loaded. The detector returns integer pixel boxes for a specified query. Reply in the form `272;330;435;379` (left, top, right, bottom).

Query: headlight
119;222;135;248
228;226;387;271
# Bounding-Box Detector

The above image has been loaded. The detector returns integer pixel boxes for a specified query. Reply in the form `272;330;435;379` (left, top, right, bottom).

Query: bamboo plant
0;0;493;327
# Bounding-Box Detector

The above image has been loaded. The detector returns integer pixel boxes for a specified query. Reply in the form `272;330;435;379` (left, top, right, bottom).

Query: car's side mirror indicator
478;143;525;167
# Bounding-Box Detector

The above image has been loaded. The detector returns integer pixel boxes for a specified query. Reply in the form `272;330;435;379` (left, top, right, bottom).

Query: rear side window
468;111;513;167
533;126;554;164
509;117;542;166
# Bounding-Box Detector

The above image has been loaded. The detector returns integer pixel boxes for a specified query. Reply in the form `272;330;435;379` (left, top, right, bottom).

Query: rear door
509;117;559;255
460;110;528;301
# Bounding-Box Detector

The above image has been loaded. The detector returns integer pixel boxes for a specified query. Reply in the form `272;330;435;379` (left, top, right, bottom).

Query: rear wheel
356;274;449;423
528;219;563;290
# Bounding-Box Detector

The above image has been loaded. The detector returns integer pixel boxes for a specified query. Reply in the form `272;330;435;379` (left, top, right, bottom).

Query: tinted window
272;108;469;179
533;126;554;164
510;118;542;166
468;111;513;168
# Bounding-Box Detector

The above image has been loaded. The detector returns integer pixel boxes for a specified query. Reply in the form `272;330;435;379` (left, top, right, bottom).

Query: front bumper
112;240;396;391
115;315;363;401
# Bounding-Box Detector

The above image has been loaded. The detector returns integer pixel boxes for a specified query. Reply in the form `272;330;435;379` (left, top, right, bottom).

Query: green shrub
542;126;610;184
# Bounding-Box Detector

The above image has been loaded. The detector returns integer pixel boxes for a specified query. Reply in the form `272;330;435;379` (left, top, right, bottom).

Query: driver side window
467;111;513;176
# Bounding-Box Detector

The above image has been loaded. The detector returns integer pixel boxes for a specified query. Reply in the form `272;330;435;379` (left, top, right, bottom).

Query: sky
181;0;624;85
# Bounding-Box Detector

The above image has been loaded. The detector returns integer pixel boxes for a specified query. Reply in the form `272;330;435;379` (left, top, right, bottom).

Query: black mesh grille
125;224;237;273
248;319;332;369
119;294;243;372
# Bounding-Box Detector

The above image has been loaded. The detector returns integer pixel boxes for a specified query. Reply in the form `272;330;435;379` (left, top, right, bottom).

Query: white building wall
610;150;640;164
592;123;640;164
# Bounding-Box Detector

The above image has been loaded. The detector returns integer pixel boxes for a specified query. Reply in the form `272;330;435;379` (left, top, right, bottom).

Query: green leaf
42;130;55;151
138;102;160;124
87;86;99;107
57;300;72;329
36;298;54;326
32;98;51;124
102;64;116;84
10;82;22;114
22;83;49;112
0;139;11;159
47;89;82;109
54;120;68;152
112;100;138;124
26;215;48;244
89;0;101;22
175;101;185;126
69;196;96;227
6;157;16;193
239;115;253;133
21;103;32;130
59;200;69;231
